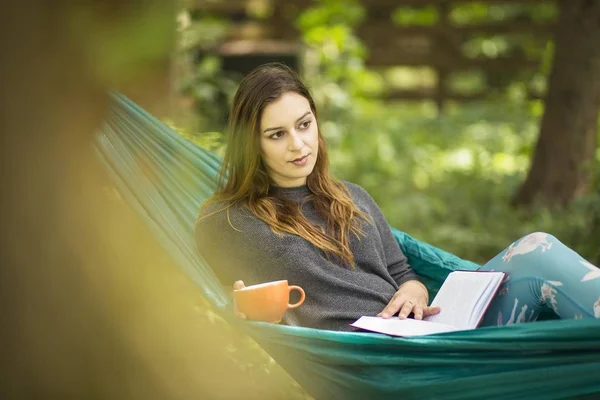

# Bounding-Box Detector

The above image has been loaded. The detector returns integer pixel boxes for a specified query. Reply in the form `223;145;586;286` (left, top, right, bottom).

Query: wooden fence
192;0;557;108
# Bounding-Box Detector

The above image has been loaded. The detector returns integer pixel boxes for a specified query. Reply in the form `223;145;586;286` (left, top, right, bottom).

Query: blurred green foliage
175;9;239;131
179;0;600;267
392;6;439;25
326;99;600;265
450;2;558;25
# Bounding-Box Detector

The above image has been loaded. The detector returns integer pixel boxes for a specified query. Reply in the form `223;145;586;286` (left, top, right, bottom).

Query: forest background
179;0;600;264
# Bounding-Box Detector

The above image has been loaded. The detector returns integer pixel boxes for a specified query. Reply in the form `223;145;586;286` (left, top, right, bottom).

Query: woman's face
259;92;319;188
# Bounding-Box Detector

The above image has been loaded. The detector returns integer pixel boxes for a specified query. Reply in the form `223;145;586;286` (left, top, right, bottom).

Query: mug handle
287;285;305;309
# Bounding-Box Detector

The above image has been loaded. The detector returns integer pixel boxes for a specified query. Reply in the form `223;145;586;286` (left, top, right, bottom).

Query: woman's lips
291;154;309;165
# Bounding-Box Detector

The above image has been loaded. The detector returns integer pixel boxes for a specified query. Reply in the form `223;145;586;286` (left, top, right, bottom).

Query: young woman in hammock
195;63;600;331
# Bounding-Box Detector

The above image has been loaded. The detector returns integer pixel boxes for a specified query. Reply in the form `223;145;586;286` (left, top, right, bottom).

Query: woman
195;63;600;331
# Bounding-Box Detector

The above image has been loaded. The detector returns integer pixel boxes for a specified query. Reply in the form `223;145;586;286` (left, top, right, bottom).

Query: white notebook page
351;316;457;337
424;271;504;330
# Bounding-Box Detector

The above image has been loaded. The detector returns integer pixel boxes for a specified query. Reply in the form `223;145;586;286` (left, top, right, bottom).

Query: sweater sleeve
346;183;421;287
195;205;258;287
194;203;295;288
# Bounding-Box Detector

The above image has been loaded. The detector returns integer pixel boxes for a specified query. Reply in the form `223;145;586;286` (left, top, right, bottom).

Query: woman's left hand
377;280;441;320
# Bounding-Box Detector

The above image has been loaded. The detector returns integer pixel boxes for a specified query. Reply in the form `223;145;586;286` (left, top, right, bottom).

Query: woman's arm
195;205;263;287
347;182;439;319
349;182;420;286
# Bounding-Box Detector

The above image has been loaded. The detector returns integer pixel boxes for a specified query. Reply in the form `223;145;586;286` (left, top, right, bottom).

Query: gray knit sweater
195;182;420;331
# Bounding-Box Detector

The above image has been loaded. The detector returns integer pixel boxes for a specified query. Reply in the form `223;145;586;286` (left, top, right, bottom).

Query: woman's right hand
233;280;247;319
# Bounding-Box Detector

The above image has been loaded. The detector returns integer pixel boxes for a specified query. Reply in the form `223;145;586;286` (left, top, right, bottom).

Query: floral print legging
478;232;600;326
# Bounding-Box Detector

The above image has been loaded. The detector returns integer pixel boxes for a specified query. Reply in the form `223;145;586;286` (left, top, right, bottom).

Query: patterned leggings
478;232;600;326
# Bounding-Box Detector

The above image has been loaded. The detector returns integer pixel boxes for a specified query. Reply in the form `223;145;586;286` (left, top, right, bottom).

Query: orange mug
233;280;305;323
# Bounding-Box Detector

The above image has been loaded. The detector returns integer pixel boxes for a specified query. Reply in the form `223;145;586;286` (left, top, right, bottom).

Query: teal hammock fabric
96;93;600;400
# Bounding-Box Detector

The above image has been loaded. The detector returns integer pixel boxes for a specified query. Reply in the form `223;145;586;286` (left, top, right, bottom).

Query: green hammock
96;93;600;400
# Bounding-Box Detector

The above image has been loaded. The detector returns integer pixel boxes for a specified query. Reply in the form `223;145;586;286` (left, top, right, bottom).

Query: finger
233;280;245;290
232;280;246;319
377;295;405;319
232;298;247;319
398;301;415;319
413;304;424;320
423;306;441;316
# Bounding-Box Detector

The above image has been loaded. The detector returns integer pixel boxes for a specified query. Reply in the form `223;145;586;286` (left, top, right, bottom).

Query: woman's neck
268;184;310;201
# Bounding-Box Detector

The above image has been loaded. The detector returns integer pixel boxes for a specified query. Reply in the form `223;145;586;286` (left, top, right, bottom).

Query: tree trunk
514;0;600;207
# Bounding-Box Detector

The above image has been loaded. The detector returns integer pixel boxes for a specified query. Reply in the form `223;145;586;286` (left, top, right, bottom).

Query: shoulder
341;180;367;196
340;180;376;205
339;181;388;223
195;200;262;237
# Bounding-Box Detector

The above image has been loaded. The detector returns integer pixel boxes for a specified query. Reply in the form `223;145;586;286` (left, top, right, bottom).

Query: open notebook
351;270;506;337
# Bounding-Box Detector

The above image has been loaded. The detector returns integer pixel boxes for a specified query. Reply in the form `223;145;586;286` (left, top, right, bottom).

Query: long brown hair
200;63;369;266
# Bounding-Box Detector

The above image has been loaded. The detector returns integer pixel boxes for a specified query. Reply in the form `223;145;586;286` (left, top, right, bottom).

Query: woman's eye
299;120;311;129
270;131;284;139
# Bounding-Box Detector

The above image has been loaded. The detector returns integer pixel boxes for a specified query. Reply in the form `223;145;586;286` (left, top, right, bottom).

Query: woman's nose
287;131;304;151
